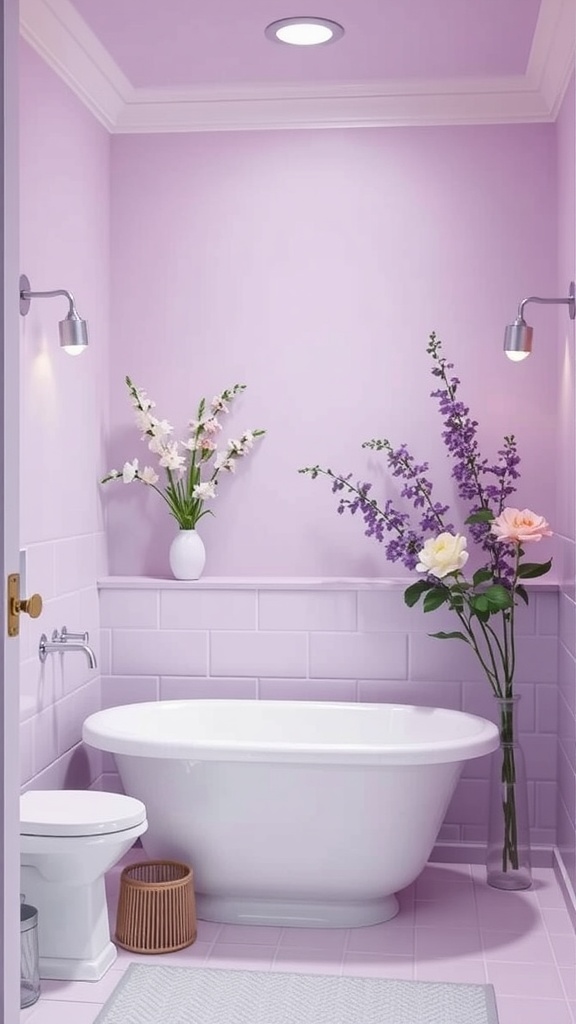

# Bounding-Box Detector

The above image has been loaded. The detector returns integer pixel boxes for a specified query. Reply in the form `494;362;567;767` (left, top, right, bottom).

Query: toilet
20;790;148;981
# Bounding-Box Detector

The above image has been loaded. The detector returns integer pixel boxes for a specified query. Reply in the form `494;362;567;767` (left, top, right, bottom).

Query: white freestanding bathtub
83;699;499;928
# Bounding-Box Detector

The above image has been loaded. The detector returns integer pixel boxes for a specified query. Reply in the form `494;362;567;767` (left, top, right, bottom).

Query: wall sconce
504;281;575;361
19;274;89;355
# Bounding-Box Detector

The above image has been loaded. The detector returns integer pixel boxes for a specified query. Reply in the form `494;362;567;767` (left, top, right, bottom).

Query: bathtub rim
82;698;500;766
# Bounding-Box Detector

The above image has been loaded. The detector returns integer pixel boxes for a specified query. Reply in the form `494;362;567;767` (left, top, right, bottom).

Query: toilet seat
20;790;147;837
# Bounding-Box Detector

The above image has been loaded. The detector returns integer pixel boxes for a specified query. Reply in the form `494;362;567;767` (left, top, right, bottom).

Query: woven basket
115;860;197;953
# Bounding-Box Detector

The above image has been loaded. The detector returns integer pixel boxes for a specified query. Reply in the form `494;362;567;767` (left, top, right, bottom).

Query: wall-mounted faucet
39;627;97;670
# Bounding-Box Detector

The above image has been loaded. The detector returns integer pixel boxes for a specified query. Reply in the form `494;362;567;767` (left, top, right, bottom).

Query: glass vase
486;695;532;890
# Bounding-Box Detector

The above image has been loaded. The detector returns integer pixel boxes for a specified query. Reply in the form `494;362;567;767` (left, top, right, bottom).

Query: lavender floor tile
495;996;574;1024
413;959;487;984
415;926;482;959
347;924;415;956
342;954;415;980
208;943;276;968
24;1002;103;1024
481;928;555;963
541;907;576;935
277;927;348;952
548;933;576;968
37;972;122;1004
486;961;566;1000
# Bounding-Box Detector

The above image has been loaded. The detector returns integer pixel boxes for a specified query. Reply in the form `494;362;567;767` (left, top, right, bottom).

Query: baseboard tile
431;841;554;868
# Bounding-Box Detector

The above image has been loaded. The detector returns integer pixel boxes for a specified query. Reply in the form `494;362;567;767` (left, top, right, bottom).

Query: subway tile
100;588;159;629
23;540;55;601
99;629;112;675
409;634;486;682
101;675;159;707
559;593;576;658
309;632;406;679
259;591;356;631
524;734;558;782
210;631;307;677
258;678;357;701
537;685;558;733
161;589;256;630
536;591;559;635
358;678;461;709
358;589;457;633
53;534;98;595
536;782;558;830
160;676;258;700
55;679;102;757
112;629;208;675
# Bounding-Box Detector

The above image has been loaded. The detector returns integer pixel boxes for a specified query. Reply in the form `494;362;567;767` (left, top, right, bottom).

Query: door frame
2;0;21;1018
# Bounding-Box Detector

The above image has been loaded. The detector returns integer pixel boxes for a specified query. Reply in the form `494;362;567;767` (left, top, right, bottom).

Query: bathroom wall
18;39;110;791
107;124;559;580
98;579;558;851
556;73;576;886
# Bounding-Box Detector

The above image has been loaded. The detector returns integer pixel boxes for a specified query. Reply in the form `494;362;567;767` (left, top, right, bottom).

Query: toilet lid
20;790;147;837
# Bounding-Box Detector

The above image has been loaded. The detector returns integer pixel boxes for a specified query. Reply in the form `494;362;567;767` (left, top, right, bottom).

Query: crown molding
20;0;575;134
19;0;131;131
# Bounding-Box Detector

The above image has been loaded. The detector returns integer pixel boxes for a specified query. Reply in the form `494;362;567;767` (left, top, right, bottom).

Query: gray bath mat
94;963;499;1024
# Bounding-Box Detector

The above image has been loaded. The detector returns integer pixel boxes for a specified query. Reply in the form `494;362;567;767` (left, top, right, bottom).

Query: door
2;0;21;1019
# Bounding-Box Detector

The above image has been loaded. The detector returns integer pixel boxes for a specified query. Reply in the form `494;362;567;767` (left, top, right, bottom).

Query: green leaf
430;631;470;643
516;584;529;605
517;559;553;579
423;588;449;613
472;568;493;587
404;581;434;607
471;594;489;613
465;509;494;524
484;585;514;611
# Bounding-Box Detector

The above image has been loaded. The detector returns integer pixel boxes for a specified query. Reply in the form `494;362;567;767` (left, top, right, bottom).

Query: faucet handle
60;626;89;643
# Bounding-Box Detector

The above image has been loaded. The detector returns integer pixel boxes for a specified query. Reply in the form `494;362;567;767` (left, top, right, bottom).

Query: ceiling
20;0;575;132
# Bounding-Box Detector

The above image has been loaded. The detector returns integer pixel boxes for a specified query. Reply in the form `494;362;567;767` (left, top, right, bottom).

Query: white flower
150;418;173;441
240;430;254;450
211;395;229;414
134;410;156;434
180;438;196;452
226;438;245;455
197;437;217;452
214;452;236;473
107;469;120;478
122;459;138;483
133;388;154;412
159;445;186;472
140;466;159;485
416;533;469;579
202;417;222;435
148;435;165;455
193;481;216;500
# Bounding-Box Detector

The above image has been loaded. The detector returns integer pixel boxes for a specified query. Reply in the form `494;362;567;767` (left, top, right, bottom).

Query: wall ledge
98;575;560;592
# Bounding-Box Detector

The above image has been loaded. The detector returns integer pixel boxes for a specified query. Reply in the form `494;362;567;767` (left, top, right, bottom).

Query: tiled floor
21;862;576;1024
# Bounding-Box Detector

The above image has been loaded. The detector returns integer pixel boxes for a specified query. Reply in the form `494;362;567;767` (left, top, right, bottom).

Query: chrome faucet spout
39;627;97;669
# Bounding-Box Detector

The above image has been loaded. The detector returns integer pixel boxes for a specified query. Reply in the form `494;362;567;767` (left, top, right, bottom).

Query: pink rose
491;508;552;544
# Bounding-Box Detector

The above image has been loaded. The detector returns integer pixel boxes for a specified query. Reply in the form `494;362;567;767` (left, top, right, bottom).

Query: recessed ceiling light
265;17;345;47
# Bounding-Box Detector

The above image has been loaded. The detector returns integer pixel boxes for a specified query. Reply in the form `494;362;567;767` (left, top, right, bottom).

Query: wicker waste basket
115;860;197;953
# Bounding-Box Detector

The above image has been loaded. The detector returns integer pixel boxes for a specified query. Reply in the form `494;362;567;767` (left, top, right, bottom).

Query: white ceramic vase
169;528;206;580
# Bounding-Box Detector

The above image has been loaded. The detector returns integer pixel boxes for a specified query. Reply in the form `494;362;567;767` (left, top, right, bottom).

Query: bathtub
83;699;499;928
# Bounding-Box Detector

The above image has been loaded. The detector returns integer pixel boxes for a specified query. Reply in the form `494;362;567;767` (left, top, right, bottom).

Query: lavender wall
107;125;559;580
18;40;109;791
555;73;576;886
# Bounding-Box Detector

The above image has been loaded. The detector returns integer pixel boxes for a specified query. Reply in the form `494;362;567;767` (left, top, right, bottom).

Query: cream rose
416;532;469;578
491;508;552;544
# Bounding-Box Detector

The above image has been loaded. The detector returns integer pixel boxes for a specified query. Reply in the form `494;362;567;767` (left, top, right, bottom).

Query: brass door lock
7;573;43;637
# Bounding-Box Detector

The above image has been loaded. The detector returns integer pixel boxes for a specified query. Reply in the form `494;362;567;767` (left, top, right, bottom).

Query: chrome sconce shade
504;281;575;361
19;273;89;354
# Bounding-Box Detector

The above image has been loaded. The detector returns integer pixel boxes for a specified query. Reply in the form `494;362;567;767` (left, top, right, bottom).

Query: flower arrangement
300;332;552;883
102;377;265;529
